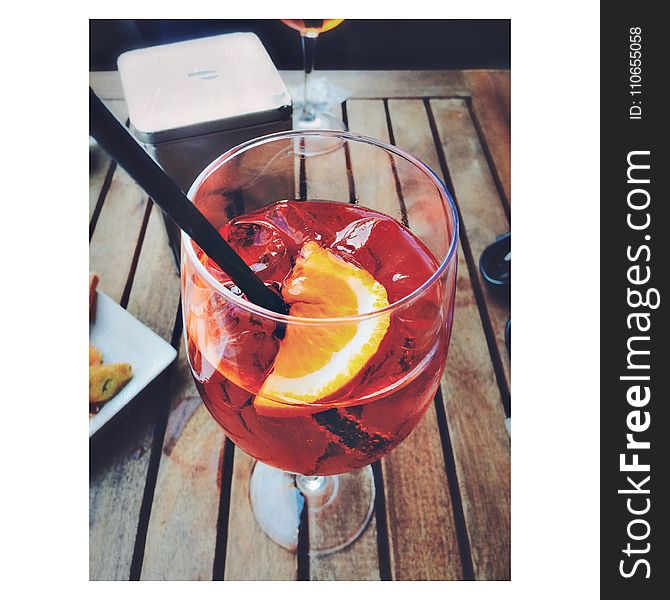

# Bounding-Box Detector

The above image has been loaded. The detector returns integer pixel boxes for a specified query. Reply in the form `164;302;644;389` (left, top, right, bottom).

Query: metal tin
118;32;293;192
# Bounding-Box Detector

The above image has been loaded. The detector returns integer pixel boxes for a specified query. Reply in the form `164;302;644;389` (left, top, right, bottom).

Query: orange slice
255;241;390;416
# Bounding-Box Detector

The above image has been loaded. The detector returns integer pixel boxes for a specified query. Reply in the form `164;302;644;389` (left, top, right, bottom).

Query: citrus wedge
255;241;390;416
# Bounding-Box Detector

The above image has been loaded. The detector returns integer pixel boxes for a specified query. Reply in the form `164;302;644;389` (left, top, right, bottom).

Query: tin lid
117;32;292;144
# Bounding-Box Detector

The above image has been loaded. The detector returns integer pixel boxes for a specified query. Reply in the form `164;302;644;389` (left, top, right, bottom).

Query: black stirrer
89;88;288;316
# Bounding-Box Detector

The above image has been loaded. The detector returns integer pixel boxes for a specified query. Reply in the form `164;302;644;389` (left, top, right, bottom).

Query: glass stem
296;474;326;493
300;33;319;122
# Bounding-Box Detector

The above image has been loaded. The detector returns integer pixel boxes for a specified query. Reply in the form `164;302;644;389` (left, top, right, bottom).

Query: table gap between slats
212;437;236;580
120;200;153;309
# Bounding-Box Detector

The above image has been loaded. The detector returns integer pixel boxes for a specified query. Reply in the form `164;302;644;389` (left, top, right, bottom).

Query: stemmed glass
281;19;347;130
181;130;459;554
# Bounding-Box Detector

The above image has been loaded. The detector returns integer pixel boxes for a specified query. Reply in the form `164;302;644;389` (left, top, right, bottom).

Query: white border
4;1;599;596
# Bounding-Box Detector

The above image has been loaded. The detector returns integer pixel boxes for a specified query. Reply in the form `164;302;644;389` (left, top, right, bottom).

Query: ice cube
264;201;323;246
334;216;439;303
224;219;286;275
218;378;254;410
331;217;399;276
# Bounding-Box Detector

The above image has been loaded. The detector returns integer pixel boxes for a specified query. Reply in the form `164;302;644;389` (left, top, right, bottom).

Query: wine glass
281;19;347;130
181;130;459;554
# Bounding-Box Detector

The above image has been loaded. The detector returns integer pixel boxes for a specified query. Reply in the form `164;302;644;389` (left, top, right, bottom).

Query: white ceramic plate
89;291;177;436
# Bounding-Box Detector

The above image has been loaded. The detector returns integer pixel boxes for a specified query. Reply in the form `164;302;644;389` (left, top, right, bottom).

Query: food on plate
89;362;133;404
88;276;132;411
89;344;103;367
89;272;99;318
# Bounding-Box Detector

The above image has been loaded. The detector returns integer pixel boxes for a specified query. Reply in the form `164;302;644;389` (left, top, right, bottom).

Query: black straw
89;88;288;315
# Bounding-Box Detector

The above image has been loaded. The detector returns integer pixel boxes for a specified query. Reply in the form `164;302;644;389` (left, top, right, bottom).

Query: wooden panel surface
430;98;511;397
89;165;148;303
89;101;128;223
224;451;298;580
439;249;511;580
465;70;511;209
140;338;226;580
127;205;224;580
346;98;464;580
90;412;159;581
89;173;178;581
427;97;511;579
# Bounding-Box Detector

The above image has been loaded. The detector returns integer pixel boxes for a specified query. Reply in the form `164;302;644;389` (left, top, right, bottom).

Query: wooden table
89;69;511;581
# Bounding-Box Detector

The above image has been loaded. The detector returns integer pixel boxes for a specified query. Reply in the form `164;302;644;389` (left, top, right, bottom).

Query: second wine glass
281;19;346;130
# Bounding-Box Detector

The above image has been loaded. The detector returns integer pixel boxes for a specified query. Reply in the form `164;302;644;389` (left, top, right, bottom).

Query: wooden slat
346;100;403;223
89;70;471;102
440;250;511;580
465;70;511;209
430;98;511;393
224;450;297;580
222;192;299;583
140;337;227;580
346;98;464;580
89;164;148;304
304;104;381;580
125;204;180;337
89;181;150;580
209;170;301;581
89;100;129;223
89;149;112;223
310;513;381;580
386;99;452;260
303;105;351;204
90;166;180;580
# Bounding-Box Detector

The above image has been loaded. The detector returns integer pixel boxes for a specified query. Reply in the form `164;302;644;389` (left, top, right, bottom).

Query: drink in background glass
280;19;346;130
181;131;459;554
281;19;345;36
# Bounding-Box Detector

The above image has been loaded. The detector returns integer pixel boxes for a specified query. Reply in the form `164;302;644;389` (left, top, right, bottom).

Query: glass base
249;462;375;555
293;110;347;132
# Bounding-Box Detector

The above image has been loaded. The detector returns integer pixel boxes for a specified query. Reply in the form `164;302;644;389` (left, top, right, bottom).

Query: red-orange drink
281;19;345;36
183;200;456;475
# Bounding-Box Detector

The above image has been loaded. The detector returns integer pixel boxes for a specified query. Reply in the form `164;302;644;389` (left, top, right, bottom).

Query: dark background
601;6;668;597
90;19;511;71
